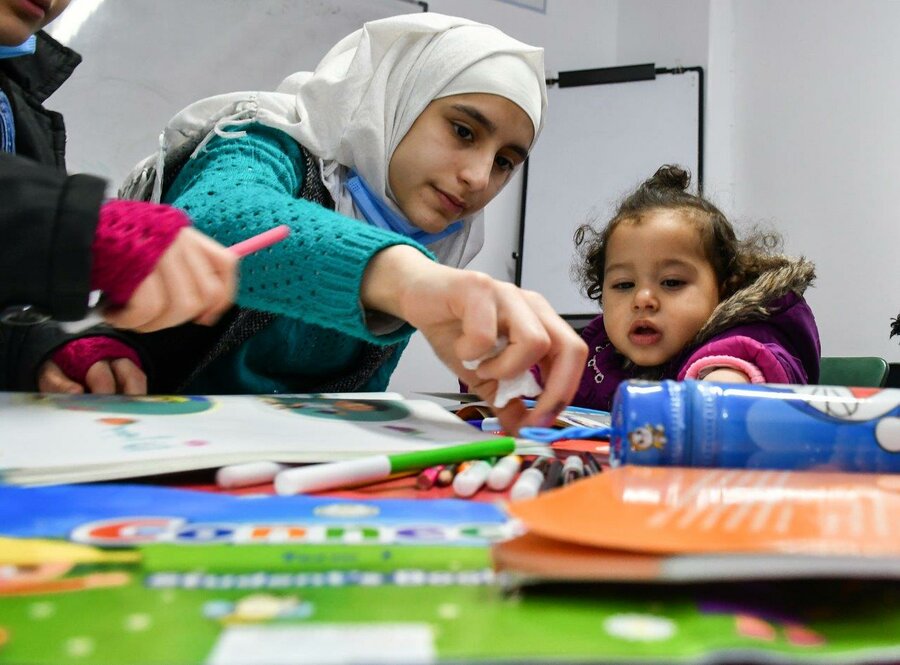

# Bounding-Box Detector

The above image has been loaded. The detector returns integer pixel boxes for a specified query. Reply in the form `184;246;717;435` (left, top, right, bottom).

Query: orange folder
494;467;900;583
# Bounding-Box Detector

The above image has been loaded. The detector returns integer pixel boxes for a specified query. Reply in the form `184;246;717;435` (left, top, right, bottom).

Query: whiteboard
519;69;701;317
46;0;424;186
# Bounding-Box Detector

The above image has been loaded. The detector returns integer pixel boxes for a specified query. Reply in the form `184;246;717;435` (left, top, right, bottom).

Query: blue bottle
609;380;900;472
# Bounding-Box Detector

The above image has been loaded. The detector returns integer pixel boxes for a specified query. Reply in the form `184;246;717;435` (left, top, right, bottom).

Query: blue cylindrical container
609;380;900;472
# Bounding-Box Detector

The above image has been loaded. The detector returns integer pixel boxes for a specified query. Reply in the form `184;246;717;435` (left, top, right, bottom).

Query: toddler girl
572;165;820;411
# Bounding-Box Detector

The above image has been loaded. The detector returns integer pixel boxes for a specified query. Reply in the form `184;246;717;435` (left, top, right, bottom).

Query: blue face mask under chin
346;170;463;246
0;35;37;59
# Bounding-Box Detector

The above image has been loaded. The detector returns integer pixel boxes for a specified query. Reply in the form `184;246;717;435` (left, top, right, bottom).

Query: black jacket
0;32;107;389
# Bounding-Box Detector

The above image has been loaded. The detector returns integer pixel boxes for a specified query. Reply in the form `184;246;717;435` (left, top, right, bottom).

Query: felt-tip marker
509;456;553;502
581;452;602;476
561;454;585;485
227;224;290;258
486;454;522;491
416;464;444;490
539;458;564;492
274;437;515;495
452;459;492;498
216;461;288;489
435;463;459;487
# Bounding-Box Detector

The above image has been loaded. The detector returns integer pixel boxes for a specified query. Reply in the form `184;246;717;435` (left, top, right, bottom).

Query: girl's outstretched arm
361;245;588;433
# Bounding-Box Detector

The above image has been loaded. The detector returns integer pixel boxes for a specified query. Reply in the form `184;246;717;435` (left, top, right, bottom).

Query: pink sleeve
682;355;766;383
91;200;190;306
677;335;792;384
51;337;143;385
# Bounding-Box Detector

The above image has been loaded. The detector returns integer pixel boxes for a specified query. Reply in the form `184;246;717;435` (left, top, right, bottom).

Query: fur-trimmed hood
627;254;818;383
692;255;816;349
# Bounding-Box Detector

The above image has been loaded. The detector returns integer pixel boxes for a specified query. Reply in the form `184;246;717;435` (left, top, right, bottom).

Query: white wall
614;0;709;71
704;0;900;364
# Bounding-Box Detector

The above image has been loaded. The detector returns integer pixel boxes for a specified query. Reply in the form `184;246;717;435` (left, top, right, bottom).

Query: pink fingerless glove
51;337;143;385
91;200;190;306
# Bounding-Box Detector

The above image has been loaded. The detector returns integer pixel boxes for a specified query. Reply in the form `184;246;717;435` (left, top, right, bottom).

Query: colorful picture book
0;392;497;485
495;466;900;583
1;484;899;664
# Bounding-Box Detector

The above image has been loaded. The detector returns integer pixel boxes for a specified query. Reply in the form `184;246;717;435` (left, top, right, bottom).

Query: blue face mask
0;35;37;60
346;170;463;246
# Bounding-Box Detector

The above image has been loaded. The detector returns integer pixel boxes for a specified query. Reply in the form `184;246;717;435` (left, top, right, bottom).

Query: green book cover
1;484;899;664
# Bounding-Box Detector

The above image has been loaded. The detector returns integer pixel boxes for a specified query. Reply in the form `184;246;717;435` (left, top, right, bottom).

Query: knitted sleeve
163;124;430;344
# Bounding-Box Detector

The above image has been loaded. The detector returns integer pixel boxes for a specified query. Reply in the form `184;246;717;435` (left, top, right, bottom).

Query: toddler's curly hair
574;165;789;303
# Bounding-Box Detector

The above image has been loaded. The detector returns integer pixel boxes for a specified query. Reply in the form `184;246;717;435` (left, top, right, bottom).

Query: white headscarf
123;13;547;268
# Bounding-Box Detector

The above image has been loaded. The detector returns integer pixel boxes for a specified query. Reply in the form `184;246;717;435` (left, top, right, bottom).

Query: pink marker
228;224;290;257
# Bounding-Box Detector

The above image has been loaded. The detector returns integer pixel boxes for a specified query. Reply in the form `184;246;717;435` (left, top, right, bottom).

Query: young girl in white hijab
48;13;586;432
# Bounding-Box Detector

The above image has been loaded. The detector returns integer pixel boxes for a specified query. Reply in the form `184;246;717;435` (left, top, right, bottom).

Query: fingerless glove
51;337;143;385
90;200;190;305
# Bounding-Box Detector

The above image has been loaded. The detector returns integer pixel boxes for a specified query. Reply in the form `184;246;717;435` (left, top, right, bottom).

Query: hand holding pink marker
227;224;290;257
61;225;291;333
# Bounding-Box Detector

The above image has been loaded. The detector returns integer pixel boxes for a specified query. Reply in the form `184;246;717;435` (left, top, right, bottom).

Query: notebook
0;392;496;486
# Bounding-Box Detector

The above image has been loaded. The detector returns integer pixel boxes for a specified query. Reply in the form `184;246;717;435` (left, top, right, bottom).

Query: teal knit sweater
162;124;431;394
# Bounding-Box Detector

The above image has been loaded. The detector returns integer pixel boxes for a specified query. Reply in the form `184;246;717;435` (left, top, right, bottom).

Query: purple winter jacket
572;259;821;412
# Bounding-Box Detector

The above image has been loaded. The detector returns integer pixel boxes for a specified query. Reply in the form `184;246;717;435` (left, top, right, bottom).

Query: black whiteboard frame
514;64;705;326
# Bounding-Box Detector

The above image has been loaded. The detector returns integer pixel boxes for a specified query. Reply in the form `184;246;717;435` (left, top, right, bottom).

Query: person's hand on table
362;246;588;433
38;358;147;395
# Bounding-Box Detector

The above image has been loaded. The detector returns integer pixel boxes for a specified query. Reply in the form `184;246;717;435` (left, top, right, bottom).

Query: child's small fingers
85;362;117;395
182;230;237;325
127;246;198;332
111;359;148;395
183;240;231;318
491;398;530;435
37;362;83;394
451;274;500;365
152;244;202;329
